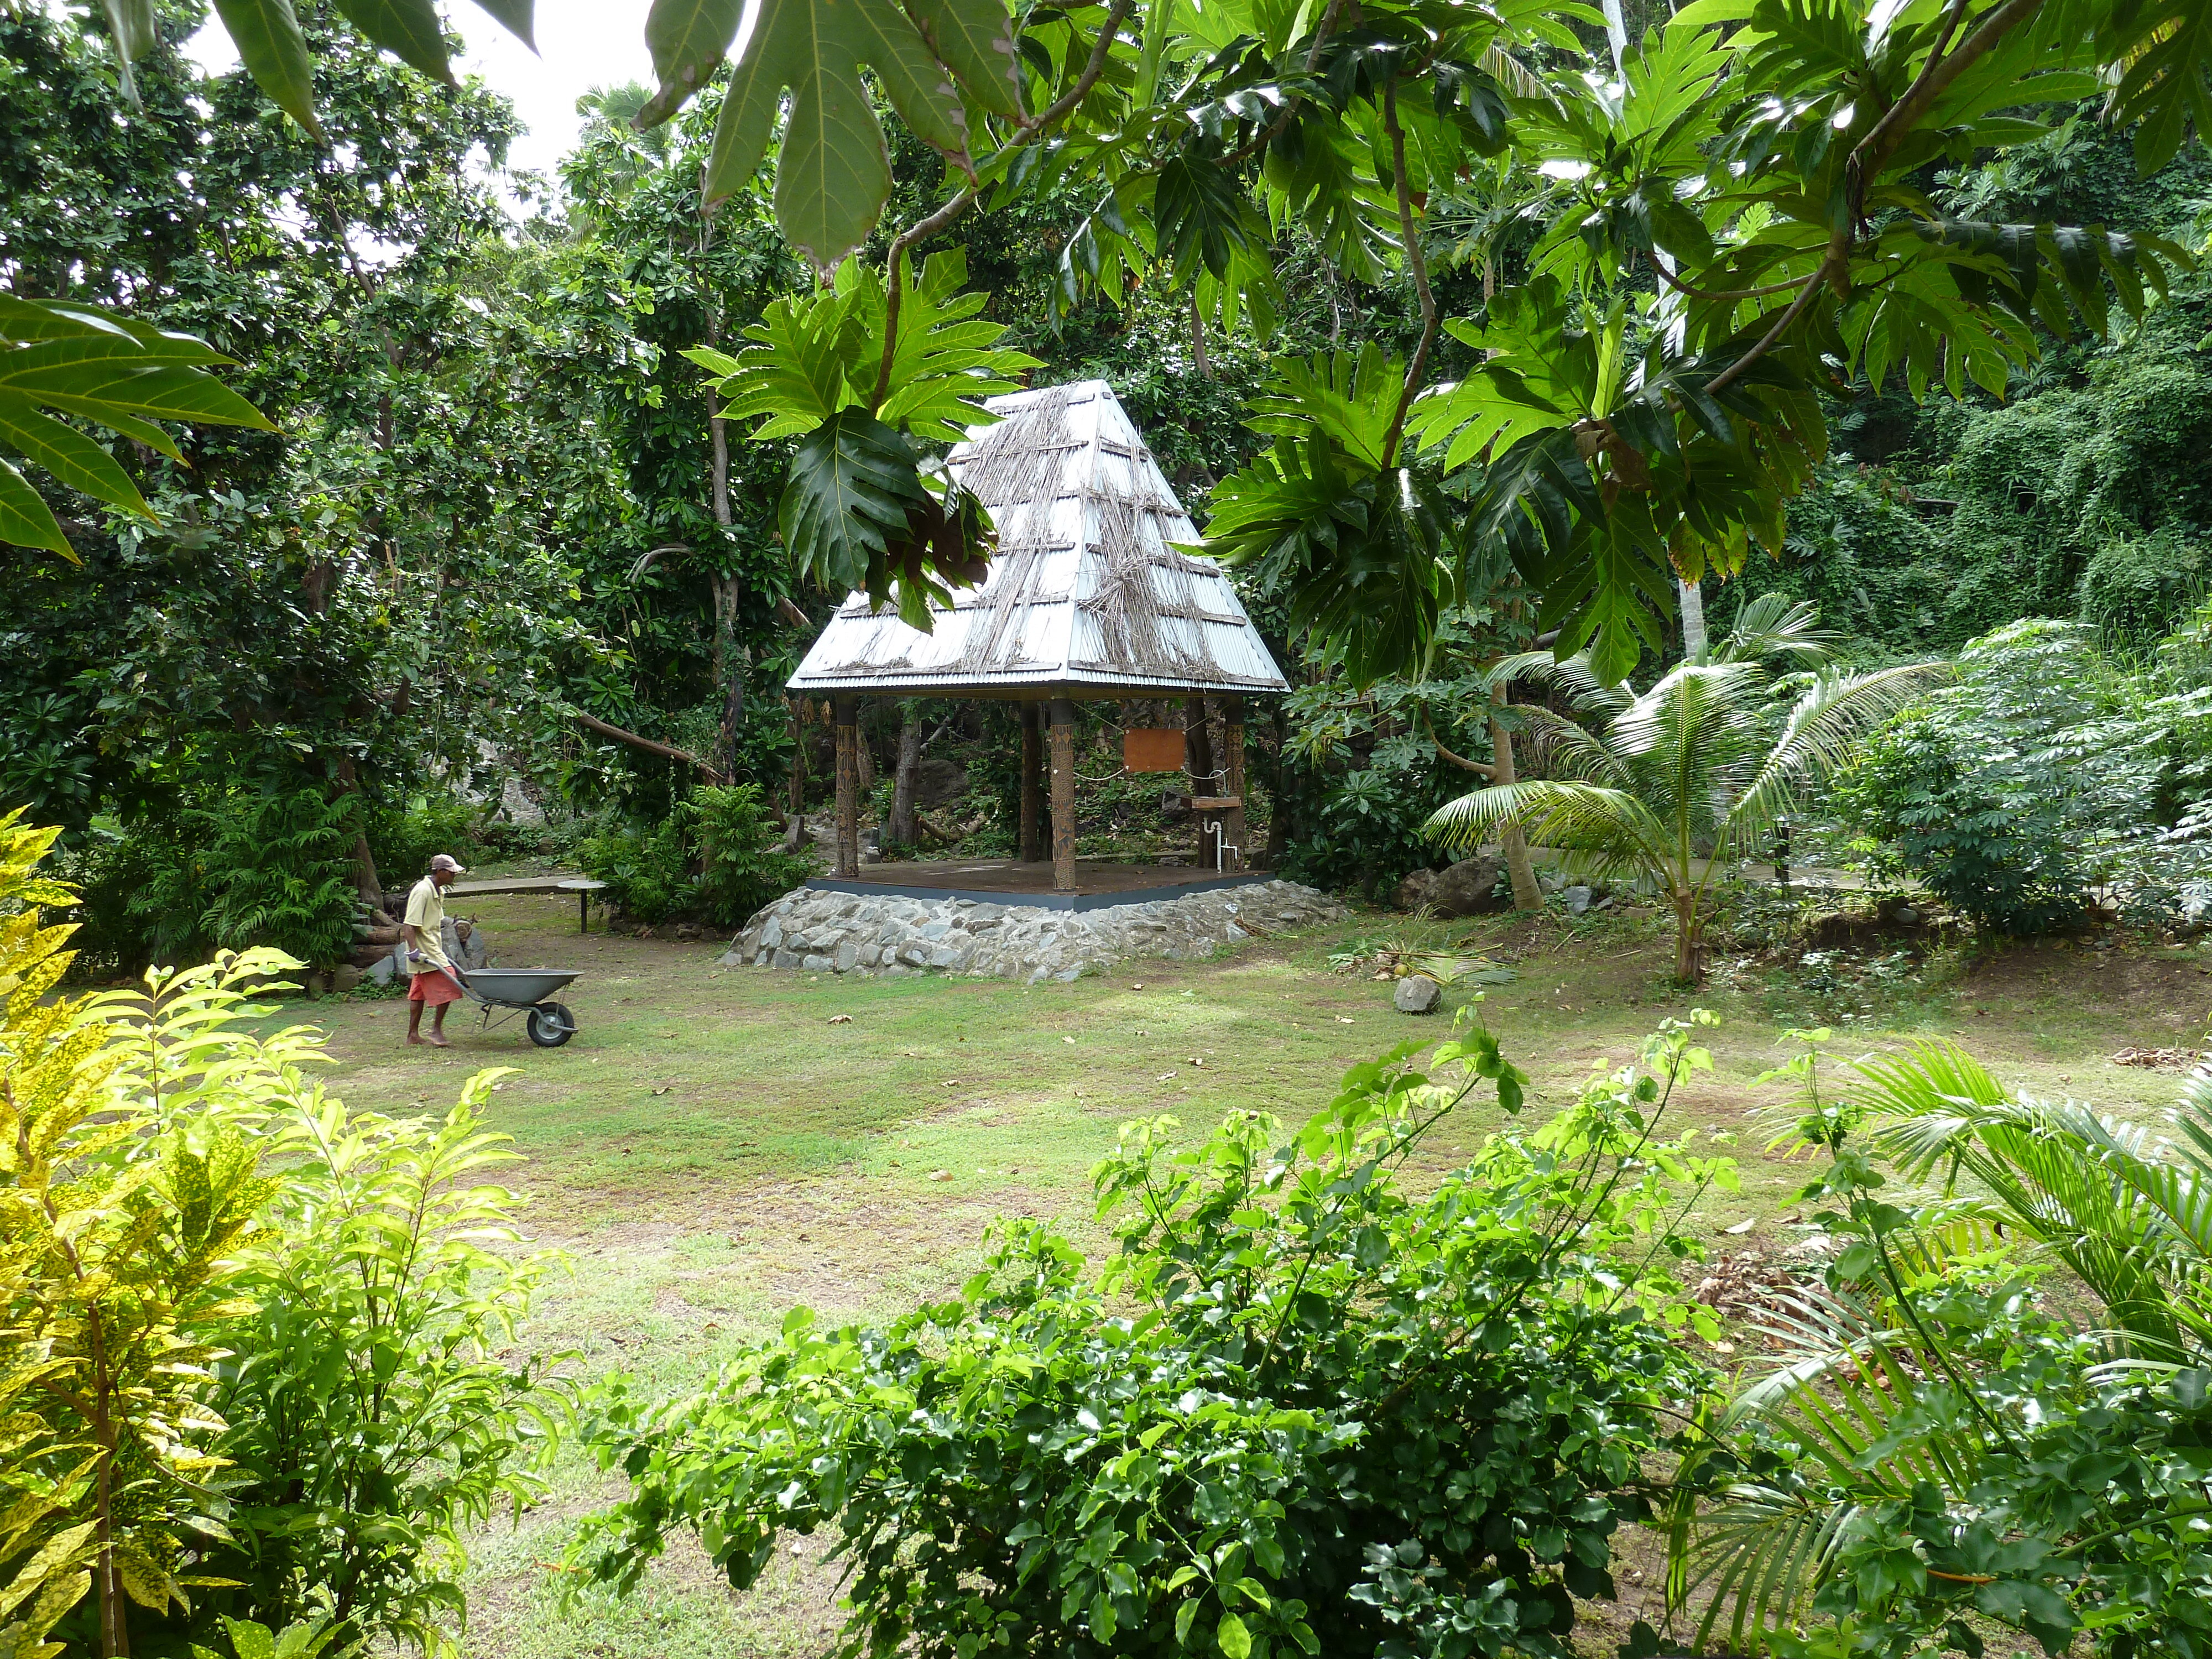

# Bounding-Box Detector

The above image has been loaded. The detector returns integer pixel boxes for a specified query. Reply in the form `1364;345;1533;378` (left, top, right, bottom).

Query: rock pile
719;880;1345;983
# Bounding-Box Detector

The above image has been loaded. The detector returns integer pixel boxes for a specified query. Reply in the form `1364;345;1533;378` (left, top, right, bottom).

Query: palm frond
1677;1286;1990;1648
1726;662;1950;853
1424;779;1675;888
1712;594;1841;669
1484;650;1631;721
1512;703;1636;789
2172;1066;2212;1175
1857;1042;2209;1361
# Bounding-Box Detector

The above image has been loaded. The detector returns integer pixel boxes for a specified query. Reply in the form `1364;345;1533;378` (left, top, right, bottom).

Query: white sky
184;0;658;190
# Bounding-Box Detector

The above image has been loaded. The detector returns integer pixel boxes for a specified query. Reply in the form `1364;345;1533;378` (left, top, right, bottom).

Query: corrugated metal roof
787;380;1288;698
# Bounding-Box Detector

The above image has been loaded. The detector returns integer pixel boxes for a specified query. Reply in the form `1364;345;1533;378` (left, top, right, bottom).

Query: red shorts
408;971;463;1006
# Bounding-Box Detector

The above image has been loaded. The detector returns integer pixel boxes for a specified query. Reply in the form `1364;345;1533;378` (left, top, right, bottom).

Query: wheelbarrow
445;967;582;1047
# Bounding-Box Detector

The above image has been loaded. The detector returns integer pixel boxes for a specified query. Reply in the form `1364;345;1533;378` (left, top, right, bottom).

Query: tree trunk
712;571;744;784
1674;891;1700;983
1489;706;1541;912
786;698;806;822
333;755;382;906
1189;288;1211;378
833;700;860;878
889;703;924;848
1263;703;1292;868
706;218;745;782
1678;576;1708;660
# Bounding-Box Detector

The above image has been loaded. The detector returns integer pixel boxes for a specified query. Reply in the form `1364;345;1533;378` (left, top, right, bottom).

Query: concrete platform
805;859;1274;912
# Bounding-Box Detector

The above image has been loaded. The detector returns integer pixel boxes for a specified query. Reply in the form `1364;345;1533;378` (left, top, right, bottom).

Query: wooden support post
1048;696;1077;893
786;698;805;819
1220;695;1246;872
1019;701;1045;863
832;695;860;878
1185;695;1217;869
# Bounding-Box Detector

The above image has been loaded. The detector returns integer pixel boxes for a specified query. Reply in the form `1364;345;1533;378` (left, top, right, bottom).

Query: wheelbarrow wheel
527;1001;575;1047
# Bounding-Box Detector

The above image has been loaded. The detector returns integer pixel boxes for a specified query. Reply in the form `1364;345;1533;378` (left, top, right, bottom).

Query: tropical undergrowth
573;1010;1741;1659
0;810;564;1659
1670;1034;2212;1659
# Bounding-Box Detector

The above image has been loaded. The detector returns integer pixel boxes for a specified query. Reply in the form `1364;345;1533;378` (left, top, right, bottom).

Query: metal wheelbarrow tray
457;968;582;1047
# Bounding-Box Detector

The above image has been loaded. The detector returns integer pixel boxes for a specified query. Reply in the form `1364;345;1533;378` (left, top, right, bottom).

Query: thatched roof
786;380;1288;700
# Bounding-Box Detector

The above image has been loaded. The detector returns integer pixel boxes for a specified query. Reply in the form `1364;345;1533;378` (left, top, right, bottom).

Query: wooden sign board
1123;728;1186;773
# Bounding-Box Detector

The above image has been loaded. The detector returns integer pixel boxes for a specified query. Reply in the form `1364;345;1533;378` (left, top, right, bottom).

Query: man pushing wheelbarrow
403;852;468;1047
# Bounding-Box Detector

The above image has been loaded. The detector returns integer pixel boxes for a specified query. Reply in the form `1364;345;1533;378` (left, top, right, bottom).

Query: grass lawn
294;888;2212;1659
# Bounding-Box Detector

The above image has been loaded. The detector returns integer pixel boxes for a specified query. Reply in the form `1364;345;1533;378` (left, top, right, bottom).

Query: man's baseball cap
430;853;468;875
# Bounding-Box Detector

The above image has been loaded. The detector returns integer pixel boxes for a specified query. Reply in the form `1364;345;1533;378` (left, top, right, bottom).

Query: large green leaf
98;0;156;102
2101;0;2212;173
0;394;153;520
872;251;1042;441
696;0;978;268
327;0;451;80
779;408;932;597
0;457;71;557
693;251;1036;442
466;0;536;49
638;0;747;127
778;410;993;629
0;298;274;556
908;0;1024;116
1199;435;1450;685
211;0;321;135
1246;342;1406;472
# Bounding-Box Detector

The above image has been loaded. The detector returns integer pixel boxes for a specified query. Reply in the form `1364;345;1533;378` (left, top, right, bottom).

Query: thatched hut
787;379;1288;900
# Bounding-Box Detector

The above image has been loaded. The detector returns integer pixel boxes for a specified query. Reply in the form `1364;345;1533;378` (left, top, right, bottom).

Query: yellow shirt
403;877;452;971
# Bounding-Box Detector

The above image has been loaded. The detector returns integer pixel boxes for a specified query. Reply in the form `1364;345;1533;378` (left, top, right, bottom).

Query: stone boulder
1395;868;1439;912
443;917;492;971
915;755;971;809
1427;854;1508;917
1393;975;1443;1014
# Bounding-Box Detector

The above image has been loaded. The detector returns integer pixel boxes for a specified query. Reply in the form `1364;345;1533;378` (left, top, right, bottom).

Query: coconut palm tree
1426;598;1943;980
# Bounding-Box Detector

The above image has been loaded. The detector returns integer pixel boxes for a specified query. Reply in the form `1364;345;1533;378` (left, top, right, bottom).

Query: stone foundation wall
719;880;1345;984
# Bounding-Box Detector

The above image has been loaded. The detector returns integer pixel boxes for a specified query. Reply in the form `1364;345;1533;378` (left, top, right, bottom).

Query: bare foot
407;1034;426;1046
426;1034;451;1048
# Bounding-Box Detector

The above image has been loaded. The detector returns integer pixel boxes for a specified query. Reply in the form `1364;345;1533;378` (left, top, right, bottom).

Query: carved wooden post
832;695;860;878
1220;695;1246;872
1185;695;1217;868
1019;701;1045;863
1048;696;1077;893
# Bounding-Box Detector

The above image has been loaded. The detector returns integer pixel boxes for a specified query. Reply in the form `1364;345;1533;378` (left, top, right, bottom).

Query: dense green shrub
578;1017;1735;1659
196;1081;562;1654
577;785;810;926
1841;620;2189;932
691;784;812;925
367;791;484;891
1674;1035;2212;1658
1275;726;1465;899
1844;706;2090;934
64;812;218;973
201;783;361;967
574;816;692;922
2078;526;2208;644
4;821;561;1658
